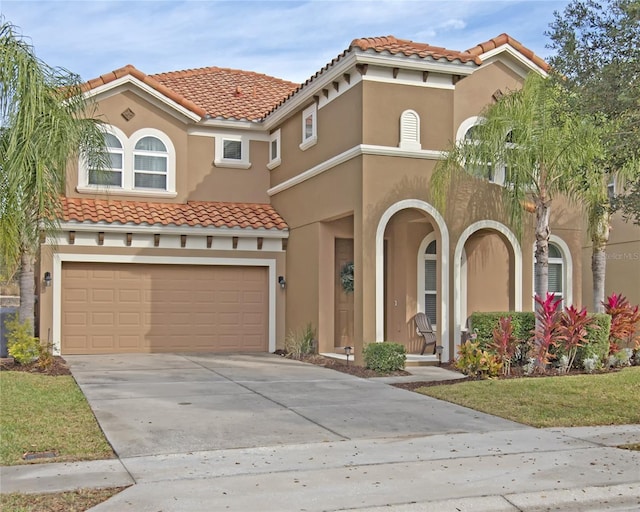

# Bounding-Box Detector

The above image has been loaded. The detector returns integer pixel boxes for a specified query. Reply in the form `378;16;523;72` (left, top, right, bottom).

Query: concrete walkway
1;354;639;511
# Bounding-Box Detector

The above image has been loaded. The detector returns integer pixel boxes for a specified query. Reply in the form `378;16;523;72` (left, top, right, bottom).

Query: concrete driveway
67;353;525;458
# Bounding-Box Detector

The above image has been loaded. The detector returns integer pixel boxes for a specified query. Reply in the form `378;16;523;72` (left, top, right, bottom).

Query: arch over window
399;109;421;150
89;131;124;187
79;125;176;197
133;136;168;190
531;236;573;307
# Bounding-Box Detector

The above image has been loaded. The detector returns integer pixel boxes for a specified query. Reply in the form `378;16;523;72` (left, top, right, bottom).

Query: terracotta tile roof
82;64;207;118
151;67;299;121
466;33;550;72
350;35;482;65
60;197;288;231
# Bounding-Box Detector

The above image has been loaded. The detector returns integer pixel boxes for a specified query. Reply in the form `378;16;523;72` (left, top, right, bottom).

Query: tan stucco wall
70;89;271;204
270;83;363;187
582;213;640;309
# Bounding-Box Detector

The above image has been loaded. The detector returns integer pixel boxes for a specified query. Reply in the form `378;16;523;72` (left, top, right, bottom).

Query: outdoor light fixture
278;276;286;289
43;272;52;287
435;345;443;366
344;346;352;366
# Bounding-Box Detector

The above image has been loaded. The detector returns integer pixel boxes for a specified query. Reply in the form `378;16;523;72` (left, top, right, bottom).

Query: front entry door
334;238;354;348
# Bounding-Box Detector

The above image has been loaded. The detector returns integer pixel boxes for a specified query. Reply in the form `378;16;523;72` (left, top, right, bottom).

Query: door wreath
340;261;354;294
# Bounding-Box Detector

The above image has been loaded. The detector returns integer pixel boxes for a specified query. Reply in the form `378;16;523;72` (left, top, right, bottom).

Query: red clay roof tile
151;67;298;121
350;35;482;65
466;33;550;72
60;197;288;231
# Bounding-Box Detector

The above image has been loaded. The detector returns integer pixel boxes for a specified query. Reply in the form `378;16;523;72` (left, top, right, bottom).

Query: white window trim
299;103;317;151
214;136;251;169
266;129;281;170
531;236;573;308
78;126;177;197
417;233;438;329
399;109;421;151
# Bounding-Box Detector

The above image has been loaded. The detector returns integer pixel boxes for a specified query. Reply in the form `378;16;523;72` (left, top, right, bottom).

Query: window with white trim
213;136;251;169
267;129;281;170
299;103;317;150
399;109;421;150
424;240;438;326
89;132;124;187
133;136;168;190
79;126;176;197
547;243;564;300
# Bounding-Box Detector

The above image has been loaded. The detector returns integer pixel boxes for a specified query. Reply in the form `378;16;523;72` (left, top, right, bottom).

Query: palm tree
432;73;606;305
0;20;106;334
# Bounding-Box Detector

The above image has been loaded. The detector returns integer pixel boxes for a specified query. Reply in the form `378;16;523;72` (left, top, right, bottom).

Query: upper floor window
79;126;176;198
399;110;421;150
133;137;168;190
89;133;124;187
299;103;317;151
214;136;251;169
267;129;281;170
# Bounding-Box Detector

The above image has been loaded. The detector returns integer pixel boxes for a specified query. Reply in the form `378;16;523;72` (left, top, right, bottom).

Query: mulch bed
281;352;412;378
0;356;72;376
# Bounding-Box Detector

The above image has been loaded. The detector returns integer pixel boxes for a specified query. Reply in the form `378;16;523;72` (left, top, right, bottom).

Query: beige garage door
61;262;268;354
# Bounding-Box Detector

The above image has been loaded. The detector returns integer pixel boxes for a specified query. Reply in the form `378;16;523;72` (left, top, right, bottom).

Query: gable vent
399;110;421;151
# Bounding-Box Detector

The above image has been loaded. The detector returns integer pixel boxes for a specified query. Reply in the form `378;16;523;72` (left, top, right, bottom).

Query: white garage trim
52;253;276;355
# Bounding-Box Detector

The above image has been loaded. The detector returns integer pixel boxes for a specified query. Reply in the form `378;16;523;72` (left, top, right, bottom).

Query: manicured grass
0;373;113;466
0;487;126;512
417;367;640;427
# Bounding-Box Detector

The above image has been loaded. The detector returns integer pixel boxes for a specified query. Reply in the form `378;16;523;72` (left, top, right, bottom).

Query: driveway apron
67;353;525;458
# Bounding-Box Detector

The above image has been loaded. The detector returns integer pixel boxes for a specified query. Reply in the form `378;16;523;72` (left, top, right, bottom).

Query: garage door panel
61;263;268;354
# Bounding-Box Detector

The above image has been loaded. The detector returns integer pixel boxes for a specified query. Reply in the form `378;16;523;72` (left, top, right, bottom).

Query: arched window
89;132;124;187
399;110;421;150
78;126;176;197
548;243;564;300
133;136;168;190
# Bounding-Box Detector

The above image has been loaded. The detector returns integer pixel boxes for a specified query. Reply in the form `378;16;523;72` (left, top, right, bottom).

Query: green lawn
417;367;640;427
0;487;126;512
0;373;113;466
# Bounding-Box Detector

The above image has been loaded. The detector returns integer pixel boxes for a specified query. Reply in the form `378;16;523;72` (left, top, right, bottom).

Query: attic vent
235;86;243;97
121;108;135;121
399;110;421;151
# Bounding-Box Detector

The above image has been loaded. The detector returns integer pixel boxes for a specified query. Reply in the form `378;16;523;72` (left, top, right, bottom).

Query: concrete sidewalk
2;426;639;511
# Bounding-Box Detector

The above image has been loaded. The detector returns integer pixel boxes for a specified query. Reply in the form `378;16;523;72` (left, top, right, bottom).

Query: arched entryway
375;200;450;361
453;220;522;349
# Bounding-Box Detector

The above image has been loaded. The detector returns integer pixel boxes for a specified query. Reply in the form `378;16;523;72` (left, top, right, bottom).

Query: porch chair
415;312;437;355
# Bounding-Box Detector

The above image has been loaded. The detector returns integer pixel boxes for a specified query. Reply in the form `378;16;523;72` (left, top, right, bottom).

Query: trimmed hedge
363;342;406;373
576;313;611;364
469;312;535;346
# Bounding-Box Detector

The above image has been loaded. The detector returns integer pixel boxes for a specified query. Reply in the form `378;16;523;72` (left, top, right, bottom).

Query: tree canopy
0;19;106;329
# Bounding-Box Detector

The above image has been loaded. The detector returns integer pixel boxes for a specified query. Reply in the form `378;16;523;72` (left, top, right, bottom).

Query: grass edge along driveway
0;372;113;466
418;366;640;428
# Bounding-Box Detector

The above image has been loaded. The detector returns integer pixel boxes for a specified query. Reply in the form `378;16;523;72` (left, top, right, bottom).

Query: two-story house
37;33;638;363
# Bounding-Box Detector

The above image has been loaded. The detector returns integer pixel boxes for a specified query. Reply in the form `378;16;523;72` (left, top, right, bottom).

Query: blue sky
2;0;570;84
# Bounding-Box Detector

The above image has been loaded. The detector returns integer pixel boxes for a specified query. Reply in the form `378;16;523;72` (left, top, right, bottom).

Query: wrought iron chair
415;312;437;355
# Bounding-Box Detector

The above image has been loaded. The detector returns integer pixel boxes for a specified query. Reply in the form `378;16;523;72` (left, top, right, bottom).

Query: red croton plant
603;293;640;354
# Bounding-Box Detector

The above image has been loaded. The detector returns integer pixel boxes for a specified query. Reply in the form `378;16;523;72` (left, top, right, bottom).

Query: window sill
299;136;317;151
266;157;281;170
76;186;178;198
213;159;252;169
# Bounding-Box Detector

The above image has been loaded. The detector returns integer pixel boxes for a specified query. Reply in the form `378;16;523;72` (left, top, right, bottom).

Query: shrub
469;311;535;347
530;293;564;371
284;323;316;358
454;340;502;378
363;342;406;373
490;316;518;375
556;305;593;372
603;293;640;352
576;313;610;367
5;316;40;364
